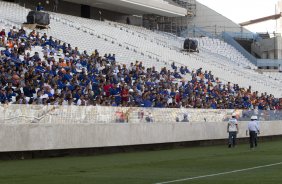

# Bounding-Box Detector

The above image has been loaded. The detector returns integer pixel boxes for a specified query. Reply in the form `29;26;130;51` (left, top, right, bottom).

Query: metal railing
222;32;257;65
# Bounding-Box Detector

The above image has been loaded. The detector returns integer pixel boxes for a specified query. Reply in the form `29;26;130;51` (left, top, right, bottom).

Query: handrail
155;38;167;44
146;51;161;57
180;26;216;38
124;42;139;49
222;32;257;65
136;30;148;37
102;34;117;41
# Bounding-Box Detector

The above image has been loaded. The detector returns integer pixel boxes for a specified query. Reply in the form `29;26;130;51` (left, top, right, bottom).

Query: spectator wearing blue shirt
171;62;177;70
36;2;44;11
3;47;11;57
180;66;186;75
143;96;152;107
0;88;8;103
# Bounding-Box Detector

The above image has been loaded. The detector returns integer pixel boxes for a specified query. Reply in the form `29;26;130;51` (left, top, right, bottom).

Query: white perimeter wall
0;121;282;152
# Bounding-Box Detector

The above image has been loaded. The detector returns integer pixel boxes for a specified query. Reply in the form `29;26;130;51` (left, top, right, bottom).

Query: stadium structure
0;0;282;160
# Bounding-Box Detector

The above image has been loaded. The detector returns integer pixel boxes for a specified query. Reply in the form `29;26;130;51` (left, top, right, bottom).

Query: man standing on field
227;113;239;148
246;116;260;149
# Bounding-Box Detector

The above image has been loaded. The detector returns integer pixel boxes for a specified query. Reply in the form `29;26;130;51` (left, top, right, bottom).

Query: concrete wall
19;0;81;17
0;121;281;152
188;1;251;36
90;7;127;22
252;35;282;60
118;0;187;16
276;0;282;34
64;0;187;17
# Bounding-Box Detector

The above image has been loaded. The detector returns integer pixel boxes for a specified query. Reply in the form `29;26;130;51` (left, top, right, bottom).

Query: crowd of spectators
0;26;282;110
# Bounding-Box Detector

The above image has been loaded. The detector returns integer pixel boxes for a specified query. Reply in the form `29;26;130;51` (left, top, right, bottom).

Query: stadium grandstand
0;0;282;163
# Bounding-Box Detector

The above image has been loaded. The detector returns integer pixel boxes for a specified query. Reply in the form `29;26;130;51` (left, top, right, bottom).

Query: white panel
0;121;281;152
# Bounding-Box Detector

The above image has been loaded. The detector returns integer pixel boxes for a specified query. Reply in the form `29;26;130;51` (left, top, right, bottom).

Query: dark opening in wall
81;4;90;18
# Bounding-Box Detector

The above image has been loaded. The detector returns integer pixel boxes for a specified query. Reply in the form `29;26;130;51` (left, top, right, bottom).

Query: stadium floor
0;140;281;184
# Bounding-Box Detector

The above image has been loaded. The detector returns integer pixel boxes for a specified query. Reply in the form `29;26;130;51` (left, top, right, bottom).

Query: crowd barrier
0;105;282;152
1;104;282;124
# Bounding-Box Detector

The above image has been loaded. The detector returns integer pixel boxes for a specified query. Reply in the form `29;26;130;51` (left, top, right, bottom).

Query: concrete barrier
0;121;281;152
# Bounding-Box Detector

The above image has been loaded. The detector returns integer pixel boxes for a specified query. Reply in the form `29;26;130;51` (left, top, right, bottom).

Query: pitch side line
154;162;282;184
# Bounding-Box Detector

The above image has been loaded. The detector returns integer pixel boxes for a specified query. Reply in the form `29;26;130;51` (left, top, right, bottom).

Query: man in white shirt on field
227;113;239;148
246;116;260;149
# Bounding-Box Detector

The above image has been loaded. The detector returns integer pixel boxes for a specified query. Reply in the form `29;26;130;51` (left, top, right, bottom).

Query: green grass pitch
0;140;281;184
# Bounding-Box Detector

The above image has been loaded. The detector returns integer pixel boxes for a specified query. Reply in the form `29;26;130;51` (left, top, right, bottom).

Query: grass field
0;141;282;184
